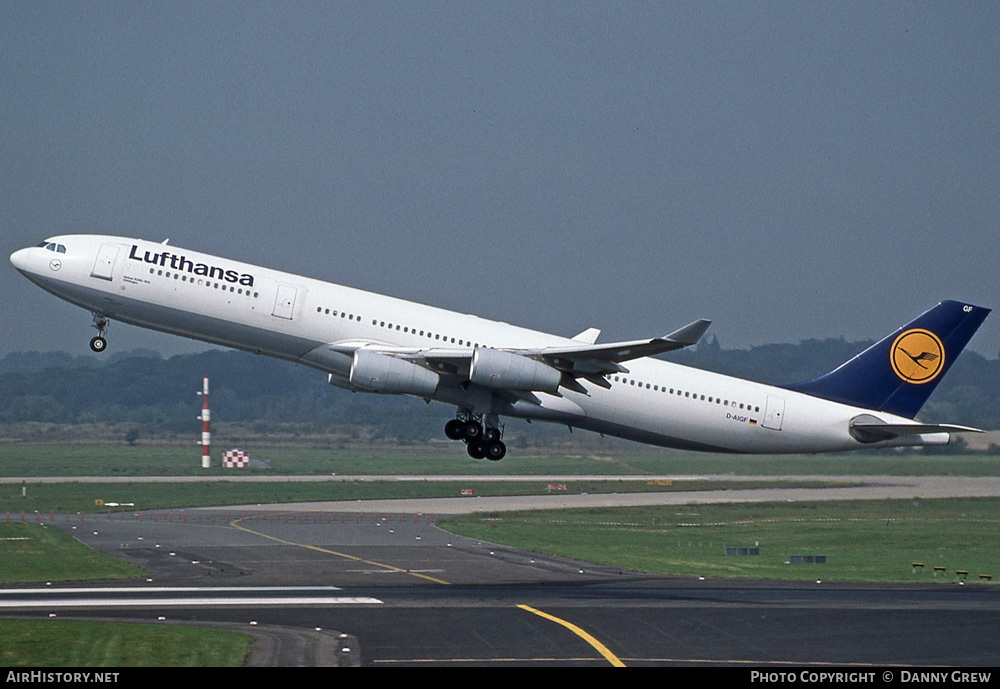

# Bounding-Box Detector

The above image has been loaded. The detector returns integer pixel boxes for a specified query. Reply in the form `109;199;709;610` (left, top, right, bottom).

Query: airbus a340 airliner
10;235;990;460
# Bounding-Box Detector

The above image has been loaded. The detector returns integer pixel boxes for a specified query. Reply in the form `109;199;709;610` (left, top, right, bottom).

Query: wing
317;318;711;396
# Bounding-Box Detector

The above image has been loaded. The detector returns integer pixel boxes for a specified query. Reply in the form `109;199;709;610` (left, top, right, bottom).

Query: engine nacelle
349;349;440;396
469;348;561;393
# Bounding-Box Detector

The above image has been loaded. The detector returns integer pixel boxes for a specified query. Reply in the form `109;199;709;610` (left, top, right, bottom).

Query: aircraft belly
505;394;587;424
569;385;866;454
41;276;319;361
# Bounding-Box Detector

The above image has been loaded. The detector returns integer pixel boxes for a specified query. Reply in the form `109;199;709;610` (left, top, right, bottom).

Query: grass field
0;619;250;667
0;477;852;515
0;522;143;583
439;497;1000;583
1;441;999;477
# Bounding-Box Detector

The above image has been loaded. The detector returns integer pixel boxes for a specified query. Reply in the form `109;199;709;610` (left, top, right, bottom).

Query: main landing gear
445;412;507;461
89;313;109;353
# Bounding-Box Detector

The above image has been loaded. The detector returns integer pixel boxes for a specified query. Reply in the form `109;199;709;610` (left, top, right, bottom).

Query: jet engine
469;348;561;393
349;349;440;396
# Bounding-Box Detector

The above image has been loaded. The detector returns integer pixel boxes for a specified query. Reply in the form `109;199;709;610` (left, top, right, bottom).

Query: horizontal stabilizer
850;417;983;443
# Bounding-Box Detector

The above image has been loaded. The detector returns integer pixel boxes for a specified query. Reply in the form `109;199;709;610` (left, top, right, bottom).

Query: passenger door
272;284;298;320
762;395;785;431
90;244;120;281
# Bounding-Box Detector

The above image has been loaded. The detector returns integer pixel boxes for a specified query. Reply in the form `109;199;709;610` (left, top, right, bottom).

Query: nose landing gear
445;411;506;461
90;313;109;353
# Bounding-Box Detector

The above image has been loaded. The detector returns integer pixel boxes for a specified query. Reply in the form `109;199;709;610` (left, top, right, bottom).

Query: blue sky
4;2;998;358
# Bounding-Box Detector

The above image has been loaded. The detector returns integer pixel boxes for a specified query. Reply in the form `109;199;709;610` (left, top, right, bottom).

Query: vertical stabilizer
784;301;989;418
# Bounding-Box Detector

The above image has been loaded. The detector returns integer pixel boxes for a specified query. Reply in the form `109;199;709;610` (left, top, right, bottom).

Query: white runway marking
0;585;382;609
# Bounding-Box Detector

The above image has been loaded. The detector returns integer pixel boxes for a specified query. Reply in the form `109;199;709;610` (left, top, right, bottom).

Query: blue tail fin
784;300;990;418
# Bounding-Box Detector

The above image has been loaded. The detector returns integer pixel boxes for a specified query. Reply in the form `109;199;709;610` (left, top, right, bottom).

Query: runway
4;476;1000;667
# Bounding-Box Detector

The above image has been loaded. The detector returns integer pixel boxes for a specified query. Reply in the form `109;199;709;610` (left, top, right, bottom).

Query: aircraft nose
9;247;32;273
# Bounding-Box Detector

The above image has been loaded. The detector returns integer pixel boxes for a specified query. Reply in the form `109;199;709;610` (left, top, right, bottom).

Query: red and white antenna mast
199;375;210;468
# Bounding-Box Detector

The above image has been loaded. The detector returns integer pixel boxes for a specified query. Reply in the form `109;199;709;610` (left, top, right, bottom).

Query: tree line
1;337;997;439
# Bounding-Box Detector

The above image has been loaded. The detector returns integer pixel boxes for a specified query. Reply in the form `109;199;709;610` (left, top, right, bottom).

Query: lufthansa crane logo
890;329;945;384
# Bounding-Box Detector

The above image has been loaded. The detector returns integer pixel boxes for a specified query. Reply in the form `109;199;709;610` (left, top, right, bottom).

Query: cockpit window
37;242;66;253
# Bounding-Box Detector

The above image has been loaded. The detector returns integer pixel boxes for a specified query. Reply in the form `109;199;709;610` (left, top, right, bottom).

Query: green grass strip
439;497;1000;583
0;619;250;667
0;523;144;584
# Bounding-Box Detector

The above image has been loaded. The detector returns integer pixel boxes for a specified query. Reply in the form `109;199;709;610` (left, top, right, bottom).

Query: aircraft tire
467;442;487;460
89;336;107;353
462;420;483;441
485;441;506;461
444;419;465;440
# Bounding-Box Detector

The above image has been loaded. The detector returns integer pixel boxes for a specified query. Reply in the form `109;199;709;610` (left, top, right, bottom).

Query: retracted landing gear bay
90;313;109;353
444;411;506;461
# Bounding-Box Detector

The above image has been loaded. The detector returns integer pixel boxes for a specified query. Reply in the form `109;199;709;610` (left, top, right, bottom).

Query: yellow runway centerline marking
229;518;452;586
518;604;626;667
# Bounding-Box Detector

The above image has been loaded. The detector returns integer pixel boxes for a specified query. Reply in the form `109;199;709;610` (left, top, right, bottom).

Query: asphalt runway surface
4;476;1000;667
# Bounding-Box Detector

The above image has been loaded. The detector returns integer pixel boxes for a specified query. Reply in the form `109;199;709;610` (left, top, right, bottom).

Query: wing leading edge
322;318;712;395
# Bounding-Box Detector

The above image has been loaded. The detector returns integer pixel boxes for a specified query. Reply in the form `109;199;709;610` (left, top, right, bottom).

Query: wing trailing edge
312;319;712;393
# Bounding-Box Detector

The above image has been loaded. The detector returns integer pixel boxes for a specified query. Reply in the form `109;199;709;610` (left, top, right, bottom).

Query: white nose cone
10;248;31;273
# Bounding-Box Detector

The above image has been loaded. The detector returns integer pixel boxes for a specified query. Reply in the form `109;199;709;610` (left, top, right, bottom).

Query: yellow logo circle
890;329;945;384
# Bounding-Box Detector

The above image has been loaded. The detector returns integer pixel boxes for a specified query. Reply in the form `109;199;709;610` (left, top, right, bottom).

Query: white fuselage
10;235;942;453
